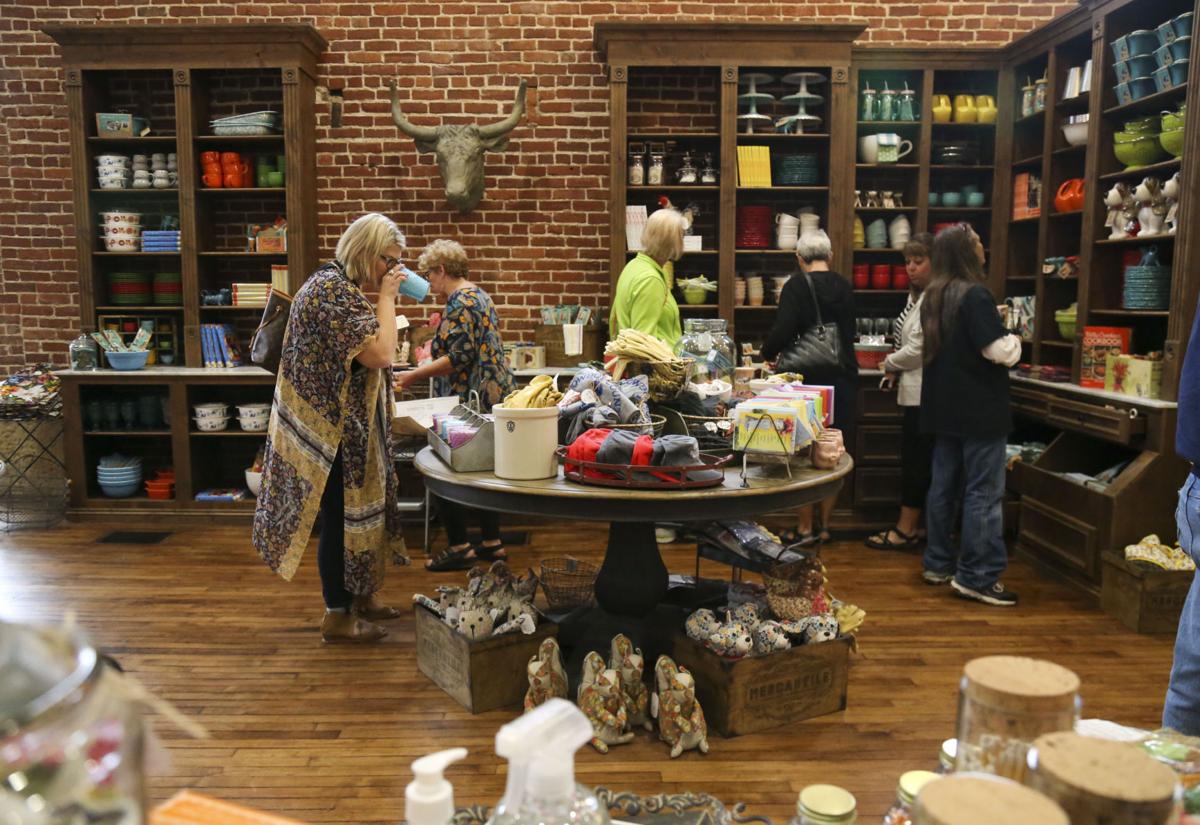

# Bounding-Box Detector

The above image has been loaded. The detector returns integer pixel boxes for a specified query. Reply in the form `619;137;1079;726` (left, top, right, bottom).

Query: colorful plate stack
773;153;820;185
736;205;773;249
232;282;269;307
108;272;150;305
153;271;182;305
141;230;180;253
1123;262;1172;309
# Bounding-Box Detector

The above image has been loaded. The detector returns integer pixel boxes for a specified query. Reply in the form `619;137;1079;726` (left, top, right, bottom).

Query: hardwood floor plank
0;521;1178;823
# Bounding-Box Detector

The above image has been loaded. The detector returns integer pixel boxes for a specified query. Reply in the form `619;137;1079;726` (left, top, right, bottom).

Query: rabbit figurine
652;655;710;759
609;634;653;731
524;637;568;712
1135;176;1167;237
578;651;634;753
1164;171;1181;234
1105;182;1138;240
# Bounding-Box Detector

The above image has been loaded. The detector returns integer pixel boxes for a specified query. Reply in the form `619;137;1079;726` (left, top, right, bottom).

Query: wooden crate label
745;659;836;707
1147;591;1188;612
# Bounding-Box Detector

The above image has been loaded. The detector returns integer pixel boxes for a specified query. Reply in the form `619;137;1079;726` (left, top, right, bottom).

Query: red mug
220;151;241;166
203;162;222;178
200;151;219;165
853;269;869;290
223;170;242;188
892;266;910;290
871;264;891;290
202;171;223;188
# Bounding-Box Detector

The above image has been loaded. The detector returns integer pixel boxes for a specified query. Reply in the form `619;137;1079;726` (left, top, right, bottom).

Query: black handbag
249;288;292;373
775;272;843;379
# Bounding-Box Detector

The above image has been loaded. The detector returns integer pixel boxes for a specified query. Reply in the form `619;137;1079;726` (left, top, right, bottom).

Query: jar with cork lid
954;656;1081;781
1026;731;1181;824
914;774;1068;825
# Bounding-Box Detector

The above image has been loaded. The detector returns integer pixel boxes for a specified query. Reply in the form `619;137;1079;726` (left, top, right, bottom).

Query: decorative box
1104;353;1163;399
95;113;150;137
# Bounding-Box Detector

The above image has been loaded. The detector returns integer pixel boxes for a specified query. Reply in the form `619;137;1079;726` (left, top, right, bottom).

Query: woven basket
762;557;826;621
641;358;692;402
540;557;599;611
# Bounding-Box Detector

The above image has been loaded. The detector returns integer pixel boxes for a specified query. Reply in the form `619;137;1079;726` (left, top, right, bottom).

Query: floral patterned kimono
431;286;515;411
252;262;408;593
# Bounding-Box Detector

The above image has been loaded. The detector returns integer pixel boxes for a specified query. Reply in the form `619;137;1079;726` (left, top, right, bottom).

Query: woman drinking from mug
919;224;1022;606
395;239;515;571
866;233;935;551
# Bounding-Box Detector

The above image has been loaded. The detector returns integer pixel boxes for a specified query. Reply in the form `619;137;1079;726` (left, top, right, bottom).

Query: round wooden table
416;447;852;670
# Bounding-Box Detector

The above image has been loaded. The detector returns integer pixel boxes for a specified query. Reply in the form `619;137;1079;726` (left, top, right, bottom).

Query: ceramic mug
201;151;220;165
202;171;223;188
220;151;241;166
223;171;242;188
859;133;914;164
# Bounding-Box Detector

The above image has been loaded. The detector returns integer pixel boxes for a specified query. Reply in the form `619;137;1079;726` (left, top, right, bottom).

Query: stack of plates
1123;264;1171;309
153;271;182;305
736;205;774;249
109;272;150;305
774;153;821;185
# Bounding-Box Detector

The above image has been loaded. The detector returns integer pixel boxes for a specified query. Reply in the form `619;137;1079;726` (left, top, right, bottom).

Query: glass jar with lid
647;152;665;185
676;151;698;184
883;771;940;825
790;784;857;825
700;152;717;184
676;318;735;388
69;332;99;371
628;144;646;186
914;774;1067;825
937;739;956;774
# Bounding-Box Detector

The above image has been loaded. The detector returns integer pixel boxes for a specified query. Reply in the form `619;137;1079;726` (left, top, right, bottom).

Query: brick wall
0;0;1074;368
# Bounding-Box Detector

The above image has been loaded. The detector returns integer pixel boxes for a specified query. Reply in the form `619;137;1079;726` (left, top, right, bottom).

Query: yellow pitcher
975;94;998;124
953;94;978;123
931;94;952;123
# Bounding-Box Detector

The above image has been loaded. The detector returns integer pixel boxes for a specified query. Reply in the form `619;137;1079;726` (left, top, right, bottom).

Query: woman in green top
611;208;687;346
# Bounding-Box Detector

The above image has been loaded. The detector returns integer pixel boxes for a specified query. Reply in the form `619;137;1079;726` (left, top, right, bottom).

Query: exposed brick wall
0;0;1074;368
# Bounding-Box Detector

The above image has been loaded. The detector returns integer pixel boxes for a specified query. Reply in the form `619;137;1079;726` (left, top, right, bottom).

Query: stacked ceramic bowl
97;454;143;498
153;271;182;306
101;210;141;253
193;402;230;432
734;278;747;306
96;154;131;189
237;403;270;432
774;153;821;186
771;275;791;304
746;275;764;307
865;218;889;249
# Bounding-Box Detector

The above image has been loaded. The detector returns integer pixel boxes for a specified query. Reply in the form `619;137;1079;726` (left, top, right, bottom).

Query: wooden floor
0;520;1179;823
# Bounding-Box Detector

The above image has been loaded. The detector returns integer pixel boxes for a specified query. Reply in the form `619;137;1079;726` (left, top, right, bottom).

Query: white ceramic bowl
193;403;230;420
105;225;140;237
236;403;270;414
245;469;262;496
104;237;137;250
193;416;230;432
97;154;129;164
1062;122;1088;146
102;212;140;225
239;418;268;432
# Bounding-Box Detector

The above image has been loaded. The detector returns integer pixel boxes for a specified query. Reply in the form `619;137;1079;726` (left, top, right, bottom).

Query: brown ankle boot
351;593;401;621
321;611;388;643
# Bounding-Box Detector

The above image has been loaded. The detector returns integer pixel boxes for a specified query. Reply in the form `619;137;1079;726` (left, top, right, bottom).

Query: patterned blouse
430;285;515;411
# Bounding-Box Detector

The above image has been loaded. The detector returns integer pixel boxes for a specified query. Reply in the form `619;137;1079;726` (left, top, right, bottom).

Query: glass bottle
70;332;99;371
883;771;940;825
879;87;898;121
676;151;697;184
790;785;857;825
700;152;717;184
627;145;646;186
898;89;917;121
647;152;665;185
1034;78;1048;112
676;318;735;386
860;84;877;121
1020;84;1036;117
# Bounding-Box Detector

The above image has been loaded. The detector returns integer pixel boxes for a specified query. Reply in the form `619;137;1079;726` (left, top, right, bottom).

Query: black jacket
761;270;857;382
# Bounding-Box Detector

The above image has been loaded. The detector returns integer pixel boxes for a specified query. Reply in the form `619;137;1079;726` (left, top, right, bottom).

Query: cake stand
738;72;775;135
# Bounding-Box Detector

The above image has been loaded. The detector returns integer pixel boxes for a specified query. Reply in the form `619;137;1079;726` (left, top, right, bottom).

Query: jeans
439;496;501;547
317;449;352;610
1164;472;1200;734
923;434;1008;591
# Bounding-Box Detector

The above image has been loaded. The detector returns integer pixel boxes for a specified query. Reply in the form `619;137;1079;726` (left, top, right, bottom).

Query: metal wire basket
678;413;737;452
540;557;600;611
606;413;667;438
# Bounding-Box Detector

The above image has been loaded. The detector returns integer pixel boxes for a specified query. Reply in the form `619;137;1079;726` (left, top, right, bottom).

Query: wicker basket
606;413;667;437
540;557;599;611
763;558;826;621
620;358;691;402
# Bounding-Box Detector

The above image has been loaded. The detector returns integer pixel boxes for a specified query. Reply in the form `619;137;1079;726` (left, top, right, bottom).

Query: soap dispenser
406;748;468;825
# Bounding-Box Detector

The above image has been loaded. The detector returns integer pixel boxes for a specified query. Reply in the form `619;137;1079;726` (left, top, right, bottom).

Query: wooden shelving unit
47;24;325;519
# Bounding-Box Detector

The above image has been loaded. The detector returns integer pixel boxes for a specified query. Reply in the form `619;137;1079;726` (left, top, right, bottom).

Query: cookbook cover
1080;326;1132;387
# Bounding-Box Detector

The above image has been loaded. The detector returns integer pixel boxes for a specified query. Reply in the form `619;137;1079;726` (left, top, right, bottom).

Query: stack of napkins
232;282;269;307
141;230;180;252
625;205;647;252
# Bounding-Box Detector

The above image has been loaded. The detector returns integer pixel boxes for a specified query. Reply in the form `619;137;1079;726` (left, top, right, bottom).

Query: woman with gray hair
761;229;857;545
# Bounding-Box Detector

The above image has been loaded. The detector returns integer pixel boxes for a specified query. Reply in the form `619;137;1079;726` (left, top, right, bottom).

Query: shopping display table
415;448;852;669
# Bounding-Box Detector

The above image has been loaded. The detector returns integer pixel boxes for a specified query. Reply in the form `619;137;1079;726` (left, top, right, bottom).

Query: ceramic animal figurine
685;608;721;642
1164;171;1181;234
609;634;653;731
1135;176;1167;237
853;189;862;209
412;560;539;639
652;656;709;759
524;637;568;712
1104;182;1138;240
751;620;792;655
801;613;840;644
577;651;634;753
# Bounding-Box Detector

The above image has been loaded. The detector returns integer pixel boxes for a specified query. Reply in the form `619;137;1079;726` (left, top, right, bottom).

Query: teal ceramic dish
929;192;940;206
1157;20;1178;48
1128;29;1161;56
1170;58;1190;86
966;192;986;207
1130;54;1159;77
1171;36;1192;62
1130;76;1158;100
941;192;964;207
1177;12;1194;38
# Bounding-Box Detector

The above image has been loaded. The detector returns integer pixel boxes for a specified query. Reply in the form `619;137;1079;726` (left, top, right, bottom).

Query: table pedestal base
557;603;686;693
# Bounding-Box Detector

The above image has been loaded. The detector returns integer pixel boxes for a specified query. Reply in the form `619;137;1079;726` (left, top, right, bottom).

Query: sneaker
951;578;1018;606
922;569;954;585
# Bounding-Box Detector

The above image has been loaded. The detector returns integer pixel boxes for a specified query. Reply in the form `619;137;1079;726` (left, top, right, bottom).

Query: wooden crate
533;324;605;367
670;630;851;737
1101;553;1193;634
414;604;556;713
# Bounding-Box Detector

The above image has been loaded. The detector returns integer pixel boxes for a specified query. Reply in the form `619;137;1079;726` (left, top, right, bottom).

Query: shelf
852;248;903;254
1089;309;1170;317
929;164;995;171
198;251;288;257
195;134;285;143
1010;216;1041;224
1056;93;1090;113
94;251;181;257
1014;110;1046;126
1095;233;1175;245
1052;144;1087;156
928;206;992;213
85;430;172;437
627;185;720;192
1013;155;1043;167
85;495;173;506
735;249;797;255
855;164;919;169
855;207;918;213
931;121;997;129
736;186;829;192
199;305;266;312
90;188;179;195
1099;158;1182;182
734;305;778;310
856;121;919;127
1103;84;1188;118
626;249;718;256
737;133;831;140
87;136;177;145
197;187;287;194
190;430;269;436
627;132;720;140
95;306;184;312
1041;340;1074;348
1050;209;1084;218
678;304;719;310
1008;275;1038;281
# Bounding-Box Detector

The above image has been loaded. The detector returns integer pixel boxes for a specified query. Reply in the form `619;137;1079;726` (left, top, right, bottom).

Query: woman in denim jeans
918;226;1022;606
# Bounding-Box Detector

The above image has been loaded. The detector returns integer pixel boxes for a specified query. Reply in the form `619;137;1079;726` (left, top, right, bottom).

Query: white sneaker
655;527;677;544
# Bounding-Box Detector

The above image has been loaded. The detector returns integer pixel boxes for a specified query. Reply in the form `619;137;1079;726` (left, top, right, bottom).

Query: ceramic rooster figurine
577;651;634;753
609;634;653;732
524;637;568;712
651;655;709;758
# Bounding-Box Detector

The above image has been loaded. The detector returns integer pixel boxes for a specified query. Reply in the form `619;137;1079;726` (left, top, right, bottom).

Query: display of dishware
941;192;963;207
974;94;997;124
864;218;888;249
194;415;230;432
1061;119;1089;146
870;264;891;290
193;402;230;420
929;192;940;206
105;350;149;371
1170;35;1191;61
932;141;981;165
1114;130;1168;168
1178;12;1194;38
859;133;913;164
1161;126;1185;157
777;71;825;134
966;192;986;207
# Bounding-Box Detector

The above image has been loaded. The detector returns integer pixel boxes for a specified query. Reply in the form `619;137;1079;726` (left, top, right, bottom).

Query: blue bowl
1156;43;1175;67
105;350;149;371
1129;54;1159;78
1114;60;1134;84
97;472;142;483
1130;76;1158;100
1112;35;1131;62
929;192;940;206
99;482;141;498
1171;59;1190;86
1129;30;1161;56
1178;12;1194;38
1170;36;1192;62
1157;20;1178;47
1155;65;1175;92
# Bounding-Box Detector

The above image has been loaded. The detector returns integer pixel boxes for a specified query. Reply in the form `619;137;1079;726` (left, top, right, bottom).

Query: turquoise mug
397;266;430;302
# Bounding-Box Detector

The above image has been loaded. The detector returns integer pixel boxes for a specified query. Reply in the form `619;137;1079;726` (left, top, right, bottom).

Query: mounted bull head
388;78;528;213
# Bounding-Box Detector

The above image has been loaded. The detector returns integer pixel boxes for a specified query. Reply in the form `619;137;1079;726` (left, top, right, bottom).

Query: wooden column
607;64;628;300
64;68;94;331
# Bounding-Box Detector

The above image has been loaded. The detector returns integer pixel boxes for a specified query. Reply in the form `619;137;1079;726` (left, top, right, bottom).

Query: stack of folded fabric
558;367;651;444
564;428;722;483
232;282;269;307
141;230;180;252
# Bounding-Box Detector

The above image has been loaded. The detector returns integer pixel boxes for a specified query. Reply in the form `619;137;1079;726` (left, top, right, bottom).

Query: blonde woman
253;213;410;643
395;240;514;571
610;208;687;345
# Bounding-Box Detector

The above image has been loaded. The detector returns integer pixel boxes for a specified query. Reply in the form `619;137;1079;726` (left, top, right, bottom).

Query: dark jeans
317;449;352;610
901;406;935;509
439;496;501;547
923;434;1008;591
1165;472;1200;734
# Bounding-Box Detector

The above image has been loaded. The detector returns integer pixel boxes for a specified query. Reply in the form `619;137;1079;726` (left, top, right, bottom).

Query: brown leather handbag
250;288;292;373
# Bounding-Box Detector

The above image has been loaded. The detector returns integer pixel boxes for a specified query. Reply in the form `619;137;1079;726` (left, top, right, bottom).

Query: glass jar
1034;78;1048;112
1;620;148;825
647;152;665;185
879;88;898;121
1020;85;1036;117
700;152;717;184
955;656;1081;782
860;85;877;121
884;771;940;825
790;785;857;825
898;89;917;122
938;738;956;774
914;774;1067;825
677;151;698;184
676;318;735;388
1026;731;1180;824
69;333;99;371
627;146;646;186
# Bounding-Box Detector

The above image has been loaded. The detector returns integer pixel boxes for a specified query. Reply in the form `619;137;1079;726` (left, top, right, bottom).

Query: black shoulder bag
775;272;843;379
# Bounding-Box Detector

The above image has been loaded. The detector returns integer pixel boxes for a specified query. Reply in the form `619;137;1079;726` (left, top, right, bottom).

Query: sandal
865;528;921;550
471;542;507;562
425;545;476;572
321;612;388;643
778;528;819;548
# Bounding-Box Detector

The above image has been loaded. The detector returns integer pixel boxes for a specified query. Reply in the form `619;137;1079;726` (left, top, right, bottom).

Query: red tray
556;446;732;490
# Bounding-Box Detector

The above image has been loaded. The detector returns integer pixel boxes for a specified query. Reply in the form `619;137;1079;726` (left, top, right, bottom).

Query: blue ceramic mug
397;266;430;302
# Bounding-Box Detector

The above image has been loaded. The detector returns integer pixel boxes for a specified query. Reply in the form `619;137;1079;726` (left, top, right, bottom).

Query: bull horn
477;79;528;140
388;78;438;142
